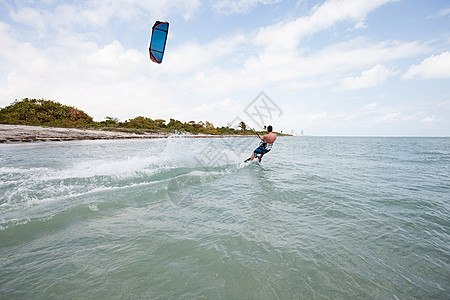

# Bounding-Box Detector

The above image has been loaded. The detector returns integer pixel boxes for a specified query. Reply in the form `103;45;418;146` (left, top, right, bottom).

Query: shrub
0;98;94;127
126;116;158;129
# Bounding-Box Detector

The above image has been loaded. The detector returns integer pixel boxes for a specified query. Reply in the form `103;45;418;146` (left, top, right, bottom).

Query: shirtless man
246;125;277;162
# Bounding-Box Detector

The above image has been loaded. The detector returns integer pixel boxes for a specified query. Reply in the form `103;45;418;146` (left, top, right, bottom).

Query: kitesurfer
246;125;277;162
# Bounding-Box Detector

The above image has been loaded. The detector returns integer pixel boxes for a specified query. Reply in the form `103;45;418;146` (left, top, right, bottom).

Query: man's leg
245;152;256;162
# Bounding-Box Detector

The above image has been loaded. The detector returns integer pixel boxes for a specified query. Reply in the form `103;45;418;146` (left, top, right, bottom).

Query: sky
0;0;449;136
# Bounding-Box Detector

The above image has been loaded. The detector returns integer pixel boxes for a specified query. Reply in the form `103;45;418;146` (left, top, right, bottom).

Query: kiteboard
244;157;261;163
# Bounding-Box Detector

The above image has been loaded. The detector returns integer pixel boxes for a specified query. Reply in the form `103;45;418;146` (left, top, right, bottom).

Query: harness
254;141;273;156
260;141;273;151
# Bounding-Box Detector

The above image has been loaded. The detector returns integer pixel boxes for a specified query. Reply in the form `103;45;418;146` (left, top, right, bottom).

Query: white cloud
404;52;450;79
187;98;245;125
10;7;48;32
213;0;281;15
427;7;450;19
130;0;202;21
82;41;146;81
303;111;329;122
9;0;202;32
437;8;450;17
341;65;397;90
305;39;428;75
374;112;401;123
3;0;430;104
352;20;367;30
254;0;395;51
364;102;377;110
421;116;437;123
175;38;429;96
162;33;247;74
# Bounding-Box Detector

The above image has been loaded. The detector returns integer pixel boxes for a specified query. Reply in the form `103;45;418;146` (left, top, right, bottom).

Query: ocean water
0;136;449;299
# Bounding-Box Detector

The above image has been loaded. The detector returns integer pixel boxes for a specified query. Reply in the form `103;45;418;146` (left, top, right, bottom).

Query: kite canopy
149;21;169;64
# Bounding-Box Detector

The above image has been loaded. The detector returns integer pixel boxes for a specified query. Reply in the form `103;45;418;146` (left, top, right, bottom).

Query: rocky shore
0;124;249;143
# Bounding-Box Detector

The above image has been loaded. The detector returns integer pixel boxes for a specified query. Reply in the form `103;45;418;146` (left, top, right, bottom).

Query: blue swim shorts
254;143;271;155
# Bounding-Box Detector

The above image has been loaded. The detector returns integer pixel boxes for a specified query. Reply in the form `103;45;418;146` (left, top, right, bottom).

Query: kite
149;21;169;64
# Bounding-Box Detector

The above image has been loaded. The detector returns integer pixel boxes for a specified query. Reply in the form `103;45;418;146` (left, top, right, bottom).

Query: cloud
9;0;202;32
404;52;450;79
299;39;428;77
175;38;429;95
352;20;368;30
213;0;281;15
421;116;438;123
426;7;450;19
374;112;401;122
437;7;450;17
341;65;397;90
188;98;245;125
364;102;377;110
83;41;146;79
9;7;48;33
162;33;248;74
303;111;329;122
254;0;396;51
3;0;430;102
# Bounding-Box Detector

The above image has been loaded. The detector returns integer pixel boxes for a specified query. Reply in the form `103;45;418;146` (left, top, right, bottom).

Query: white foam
1;139;252;223
88;204;99;212
0;166;52;175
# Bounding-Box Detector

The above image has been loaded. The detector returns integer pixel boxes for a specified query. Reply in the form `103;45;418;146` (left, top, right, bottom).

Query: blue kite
149;21;169;64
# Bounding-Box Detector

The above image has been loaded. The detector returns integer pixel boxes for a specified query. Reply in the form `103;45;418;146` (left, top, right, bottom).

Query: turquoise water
1;137;449;299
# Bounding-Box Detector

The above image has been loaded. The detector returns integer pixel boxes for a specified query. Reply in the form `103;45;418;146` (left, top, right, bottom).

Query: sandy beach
0;124;249;143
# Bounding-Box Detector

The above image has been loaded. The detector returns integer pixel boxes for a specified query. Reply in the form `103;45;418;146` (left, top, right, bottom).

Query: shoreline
0;124;252;143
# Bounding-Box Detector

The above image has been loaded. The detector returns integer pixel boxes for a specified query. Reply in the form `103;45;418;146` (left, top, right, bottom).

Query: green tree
167;118;184;130
239;121;247;132
126;116;158;129
103;116;119;125
154;119;166;127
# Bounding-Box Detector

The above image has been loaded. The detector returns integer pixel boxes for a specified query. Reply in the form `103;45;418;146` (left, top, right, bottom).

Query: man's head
267;125;273;132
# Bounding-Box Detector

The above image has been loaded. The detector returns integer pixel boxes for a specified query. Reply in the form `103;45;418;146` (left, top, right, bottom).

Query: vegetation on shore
0;99;289;136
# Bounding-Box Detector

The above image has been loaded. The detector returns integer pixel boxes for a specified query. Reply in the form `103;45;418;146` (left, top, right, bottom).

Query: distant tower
301;129;304;136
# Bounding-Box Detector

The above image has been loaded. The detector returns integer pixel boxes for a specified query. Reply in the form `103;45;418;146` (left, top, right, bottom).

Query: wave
0;143;251;230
